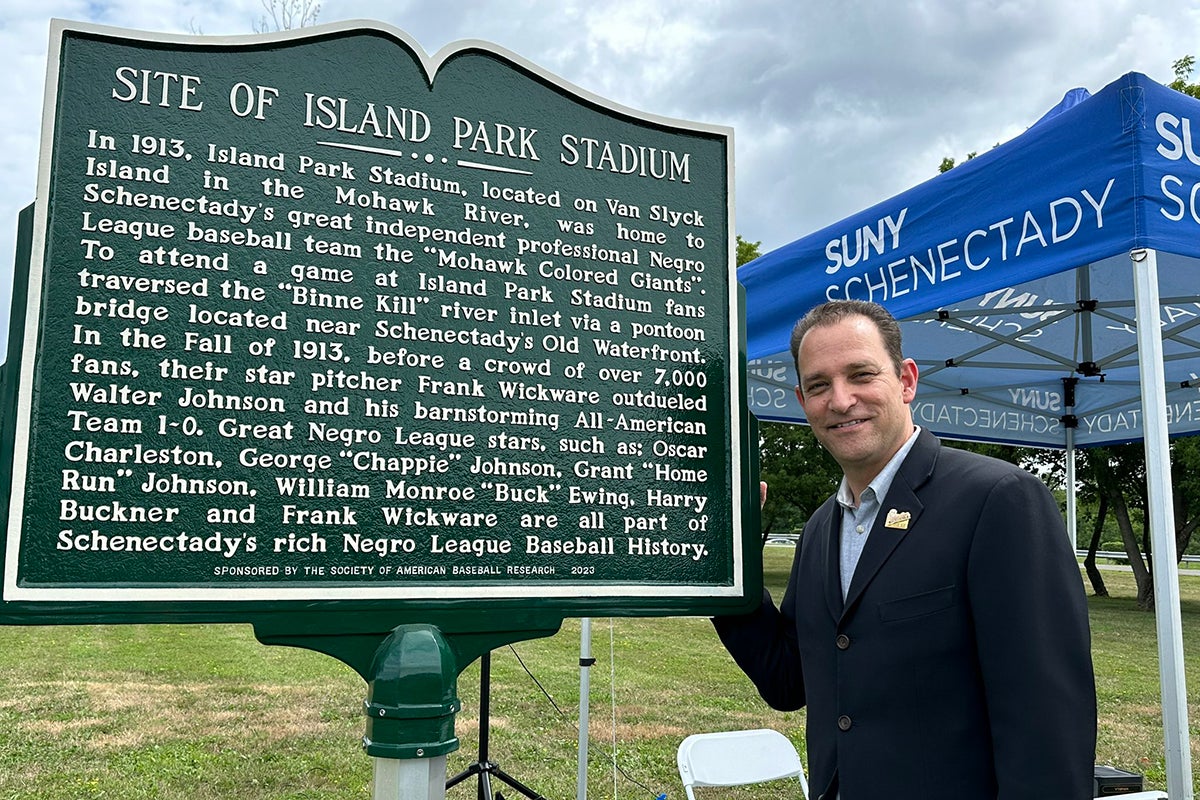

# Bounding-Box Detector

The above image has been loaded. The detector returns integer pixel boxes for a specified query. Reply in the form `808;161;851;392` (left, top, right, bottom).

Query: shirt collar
836;426;921;510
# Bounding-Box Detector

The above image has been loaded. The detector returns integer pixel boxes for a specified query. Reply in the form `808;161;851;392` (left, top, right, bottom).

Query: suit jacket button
835;634;850;650
837;715;852;731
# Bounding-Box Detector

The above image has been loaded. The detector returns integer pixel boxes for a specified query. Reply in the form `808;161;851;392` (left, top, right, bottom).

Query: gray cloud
2;0;1198;347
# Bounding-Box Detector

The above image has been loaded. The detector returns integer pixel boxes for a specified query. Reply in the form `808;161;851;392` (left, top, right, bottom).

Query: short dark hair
789;300;904;378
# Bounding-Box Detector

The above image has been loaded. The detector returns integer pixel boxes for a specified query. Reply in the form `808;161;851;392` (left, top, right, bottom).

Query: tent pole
1064;370;1080;553
1131;247;1193;800
576;617;592;800
1065;429;1077;552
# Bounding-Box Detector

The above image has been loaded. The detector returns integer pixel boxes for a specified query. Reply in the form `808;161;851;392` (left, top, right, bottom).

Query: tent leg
1131;247;1193;800
577;618;593;800
1065;430;1077;552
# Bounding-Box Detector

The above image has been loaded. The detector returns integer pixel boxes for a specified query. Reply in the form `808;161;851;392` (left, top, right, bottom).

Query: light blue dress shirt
835;427;921;600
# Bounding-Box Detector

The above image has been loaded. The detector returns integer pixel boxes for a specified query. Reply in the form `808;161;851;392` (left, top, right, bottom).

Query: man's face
795;314;918;486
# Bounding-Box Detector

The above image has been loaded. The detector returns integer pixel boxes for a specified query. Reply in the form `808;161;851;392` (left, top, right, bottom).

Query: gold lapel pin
884;509;911;530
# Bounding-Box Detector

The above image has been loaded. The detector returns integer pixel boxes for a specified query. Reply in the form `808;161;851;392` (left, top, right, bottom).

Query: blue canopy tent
742;72;1196;798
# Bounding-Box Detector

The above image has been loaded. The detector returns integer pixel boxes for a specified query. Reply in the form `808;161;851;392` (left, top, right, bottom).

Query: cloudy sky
3;0;1199;347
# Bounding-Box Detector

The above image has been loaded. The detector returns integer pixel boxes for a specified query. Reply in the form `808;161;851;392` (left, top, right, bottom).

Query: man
715;300;1095;800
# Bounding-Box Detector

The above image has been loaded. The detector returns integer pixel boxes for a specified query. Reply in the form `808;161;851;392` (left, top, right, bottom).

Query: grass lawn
0;548;1196;799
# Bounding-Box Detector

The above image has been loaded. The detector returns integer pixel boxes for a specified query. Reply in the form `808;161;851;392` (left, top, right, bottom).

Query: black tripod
446;651;548;800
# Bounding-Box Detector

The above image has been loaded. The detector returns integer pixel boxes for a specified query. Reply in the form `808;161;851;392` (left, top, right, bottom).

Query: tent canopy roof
743;72;1200;449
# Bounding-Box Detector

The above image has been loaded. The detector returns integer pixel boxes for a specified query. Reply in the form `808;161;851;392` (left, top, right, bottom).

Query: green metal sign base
252;617;562;681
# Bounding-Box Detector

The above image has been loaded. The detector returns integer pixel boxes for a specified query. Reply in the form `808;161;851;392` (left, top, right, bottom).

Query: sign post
363;624;459;800
4;19;757;793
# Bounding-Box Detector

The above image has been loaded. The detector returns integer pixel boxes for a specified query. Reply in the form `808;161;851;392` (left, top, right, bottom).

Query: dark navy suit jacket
715;430;1096;800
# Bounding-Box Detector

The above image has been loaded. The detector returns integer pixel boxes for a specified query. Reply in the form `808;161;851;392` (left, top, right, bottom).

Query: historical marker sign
1;20;757;624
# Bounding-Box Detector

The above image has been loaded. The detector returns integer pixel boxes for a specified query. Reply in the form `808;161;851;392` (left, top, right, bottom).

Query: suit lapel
822;502;844;621
840;430;939;620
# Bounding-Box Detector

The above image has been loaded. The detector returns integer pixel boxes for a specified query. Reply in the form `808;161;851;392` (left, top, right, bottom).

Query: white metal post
373;755;448;800
1065;430;1077;551
577;617;593;800
1131;248;1193;800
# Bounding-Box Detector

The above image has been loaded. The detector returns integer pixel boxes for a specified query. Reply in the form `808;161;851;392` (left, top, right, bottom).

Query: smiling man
714;300;1096;800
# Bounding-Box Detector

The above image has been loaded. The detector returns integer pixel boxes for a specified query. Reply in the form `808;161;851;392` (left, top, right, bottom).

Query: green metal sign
1;20;759;647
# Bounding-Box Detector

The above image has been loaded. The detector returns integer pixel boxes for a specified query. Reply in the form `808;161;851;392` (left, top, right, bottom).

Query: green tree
938;152;976;173
1170;437;1200;556
1036;353;1200;604
758;421;842;535
1070;446;1149;604
737;234;844;536
1168;56;1200;98
737;235;762;266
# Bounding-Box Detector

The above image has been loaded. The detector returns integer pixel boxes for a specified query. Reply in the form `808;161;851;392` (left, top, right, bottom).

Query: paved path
1092;563;1200;577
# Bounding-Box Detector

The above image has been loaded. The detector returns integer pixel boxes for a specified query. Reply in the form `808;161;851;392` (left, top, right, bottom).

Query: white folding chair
677;729;809;800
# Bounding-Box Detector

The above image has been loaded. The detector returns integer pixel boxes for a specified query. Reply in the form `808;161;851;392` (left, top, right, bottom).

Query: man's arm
967;468;1096;800
712;541;808;712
